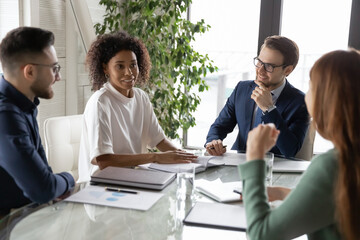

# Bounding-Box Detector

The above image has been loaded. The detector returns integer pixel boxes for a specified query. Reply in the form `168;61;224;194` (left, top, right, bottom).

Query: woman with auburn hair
239;49;360;240
78;31;197;182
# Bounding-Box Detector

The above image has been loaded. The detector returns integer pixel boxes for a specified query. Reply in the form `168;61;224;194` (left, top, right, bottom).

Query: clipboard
183;202;247;231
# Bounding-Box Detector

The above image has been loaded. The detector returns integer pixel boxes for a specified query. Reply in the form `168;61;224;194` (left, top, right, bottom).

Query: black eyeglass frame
253;57;287;73
29;63;61;74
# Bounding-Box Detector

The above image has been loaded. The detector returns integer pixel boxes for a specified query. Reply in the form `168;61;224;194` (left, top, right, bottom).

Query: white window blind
0;0;20;73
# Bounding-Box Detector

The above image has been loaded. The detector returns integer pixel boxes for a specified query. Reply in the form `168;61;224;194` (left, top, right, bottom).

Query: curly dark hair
86;31;151;90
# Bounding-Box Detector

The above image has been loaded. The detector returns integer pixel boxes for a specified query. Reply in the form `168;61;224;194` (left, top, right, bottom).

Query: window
187;0;261;148
281;0;352;153
187;0;353;154
0;0;19;73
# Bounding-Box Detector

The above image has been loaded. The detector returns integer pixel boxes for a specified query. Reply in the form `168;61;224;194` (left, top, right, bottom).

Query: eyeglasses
253;57;286;73
29;63;61;74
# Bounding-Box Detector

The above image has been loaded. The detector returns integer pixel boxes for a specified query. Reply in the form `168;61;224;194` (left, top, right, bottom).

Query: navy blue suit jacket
206;80;310;158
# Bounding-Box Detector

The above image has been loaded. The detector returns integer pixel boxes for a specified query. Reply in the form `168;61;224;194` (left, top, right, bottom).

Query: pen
209;145;227;150
233;189;242;196
105;187;138;194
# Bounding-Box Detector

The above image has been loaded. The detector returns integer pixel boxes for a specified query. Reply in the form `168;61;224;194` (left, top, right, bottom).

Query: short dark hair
86;31;151;91
0;26;54;72
261;35;299;69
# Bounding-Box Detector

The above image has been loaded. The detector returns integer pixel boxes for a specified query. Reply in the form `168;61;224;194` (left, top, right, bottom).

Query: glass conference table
0;160;306;240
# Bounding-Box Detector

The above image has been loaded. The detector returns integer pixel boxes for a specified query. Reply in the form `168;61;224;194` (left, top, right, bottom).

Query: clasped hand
251;80;273;111
246;123;280;161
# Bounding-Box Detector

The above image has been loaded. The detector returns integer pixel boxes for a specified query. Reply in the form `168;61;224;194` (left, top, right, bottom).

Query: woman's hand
246;123;280;161
267;186;291;201
154;150;198;164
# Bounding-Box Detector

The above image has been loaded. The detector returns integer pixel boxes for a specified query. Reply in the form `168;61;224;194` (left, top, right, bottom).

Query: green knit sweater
238;149;341;240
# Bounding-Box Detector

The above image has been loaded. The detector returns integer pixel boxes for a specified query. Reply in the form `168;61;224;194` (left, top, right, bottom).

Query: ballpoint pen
209;145;227;150
233;189;242;196
105;187;138;194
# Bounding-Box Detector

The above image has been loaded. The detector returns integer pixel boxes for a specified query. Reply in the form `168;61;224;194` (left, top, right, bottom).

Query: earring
105;73;110;81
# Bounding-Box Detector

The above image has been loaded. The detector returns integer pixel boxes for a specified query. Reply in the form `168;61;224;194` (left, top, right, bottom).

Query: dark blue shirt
0;76;74;213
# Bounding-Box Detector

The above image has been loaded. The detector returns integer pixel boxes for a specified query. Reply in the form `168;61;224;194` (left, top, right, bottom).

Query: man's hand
251;80;273;112
205;139;227;156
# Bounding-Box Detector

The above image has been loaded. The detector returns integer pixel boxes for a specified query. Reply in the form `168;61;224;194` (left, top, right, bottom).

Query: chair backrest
43;114;83;181
295;122;316;161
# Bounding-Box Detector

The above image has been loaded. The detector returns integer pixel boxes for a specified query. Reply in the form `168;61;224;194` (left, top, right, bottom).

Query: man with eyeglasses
0;27;74;216
205;36;309;158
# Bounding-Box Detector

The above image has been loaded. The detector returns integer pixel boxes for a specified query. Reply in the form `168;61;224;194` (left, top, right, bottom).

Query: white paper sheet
148;156;224;173
195;178;242;202
212;152;310;173
65;185;163;211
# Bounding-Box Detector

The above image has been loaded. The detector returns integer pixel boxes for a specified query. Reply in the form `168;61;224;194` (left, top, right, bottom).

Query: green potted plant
95;0;217;143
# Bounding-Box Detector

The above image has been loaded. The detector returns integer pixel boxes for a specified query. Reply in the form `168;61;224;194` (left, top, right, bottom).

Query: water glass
264;152;274;186
176;165;195;201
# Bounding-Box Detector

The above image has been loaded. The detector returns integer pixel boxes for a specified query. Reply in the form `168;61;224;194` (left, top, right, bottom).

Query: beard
30;78;54;99
255;76;270;87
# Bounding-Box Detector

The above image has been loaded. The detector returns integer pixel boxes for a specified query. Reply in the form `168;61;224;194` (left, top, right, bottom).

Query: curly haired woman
78;31;196;182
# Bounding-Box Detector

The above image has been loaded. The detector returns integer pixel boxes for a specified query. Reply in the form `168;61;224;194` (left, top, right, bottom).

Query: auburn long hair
310;49;360;240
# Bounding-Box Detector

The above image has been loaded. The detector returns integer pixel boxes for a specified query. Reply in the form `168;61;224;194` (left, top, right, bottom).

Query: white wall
25;0;106;141
35;0;67;141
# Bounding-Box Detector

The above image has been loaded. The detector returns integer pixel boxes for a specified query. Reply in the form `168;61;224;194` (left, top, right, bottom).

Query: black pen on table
233;189;242;196
209;145;227;150
105;187;138;194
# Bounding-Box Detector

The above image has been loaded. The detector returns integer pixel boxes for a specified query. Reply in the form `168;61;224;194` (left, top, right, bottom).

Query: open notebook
195;179;242;203
211;152;311;173
148;156;224;173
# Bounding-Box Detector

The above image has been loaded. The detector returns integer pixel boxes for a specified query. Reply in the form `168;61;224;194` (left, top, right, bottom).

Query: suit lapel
274;79;292;114
244;82;256;131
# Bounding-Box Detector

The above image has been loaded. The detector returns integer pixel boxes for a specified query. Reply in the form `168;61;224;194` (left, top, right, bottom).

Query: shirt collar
0;75;39;112
104;82;134;103
271;79;286;103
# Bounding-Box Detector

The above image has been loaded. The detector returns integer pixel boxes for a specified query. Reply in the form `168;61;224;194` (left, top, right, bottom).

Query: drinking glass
176;165;196;201
264;152;274;186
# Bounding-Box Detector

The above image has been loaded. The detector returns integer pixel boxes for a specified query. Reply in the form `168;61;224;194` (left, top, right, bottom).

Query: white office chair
43;114;83;181
295;122;316;161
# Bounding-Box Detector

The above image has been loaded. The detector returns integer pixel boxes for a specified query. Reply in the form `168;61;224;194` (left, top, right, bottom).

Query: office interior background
0;0;359;155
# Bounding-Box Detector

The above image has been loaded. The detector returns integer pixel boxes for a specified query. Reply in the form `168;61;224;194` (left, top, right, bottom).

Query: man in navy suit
205;36;309;158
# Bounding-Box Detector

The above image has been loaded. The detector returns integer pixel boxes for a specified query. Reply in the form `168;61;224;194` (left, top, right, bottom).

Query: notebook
183;202;247;231
148;156;224;174
211;152;310;173
90;166;176;190
273;158;311;173
195;179;242;203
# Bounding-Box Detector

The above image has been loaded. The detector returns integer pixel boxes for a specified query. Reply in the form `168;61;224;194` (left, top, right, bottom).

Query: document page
148;156;223;173
212;152;310;172
195;179;242;202
65;185;163;211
